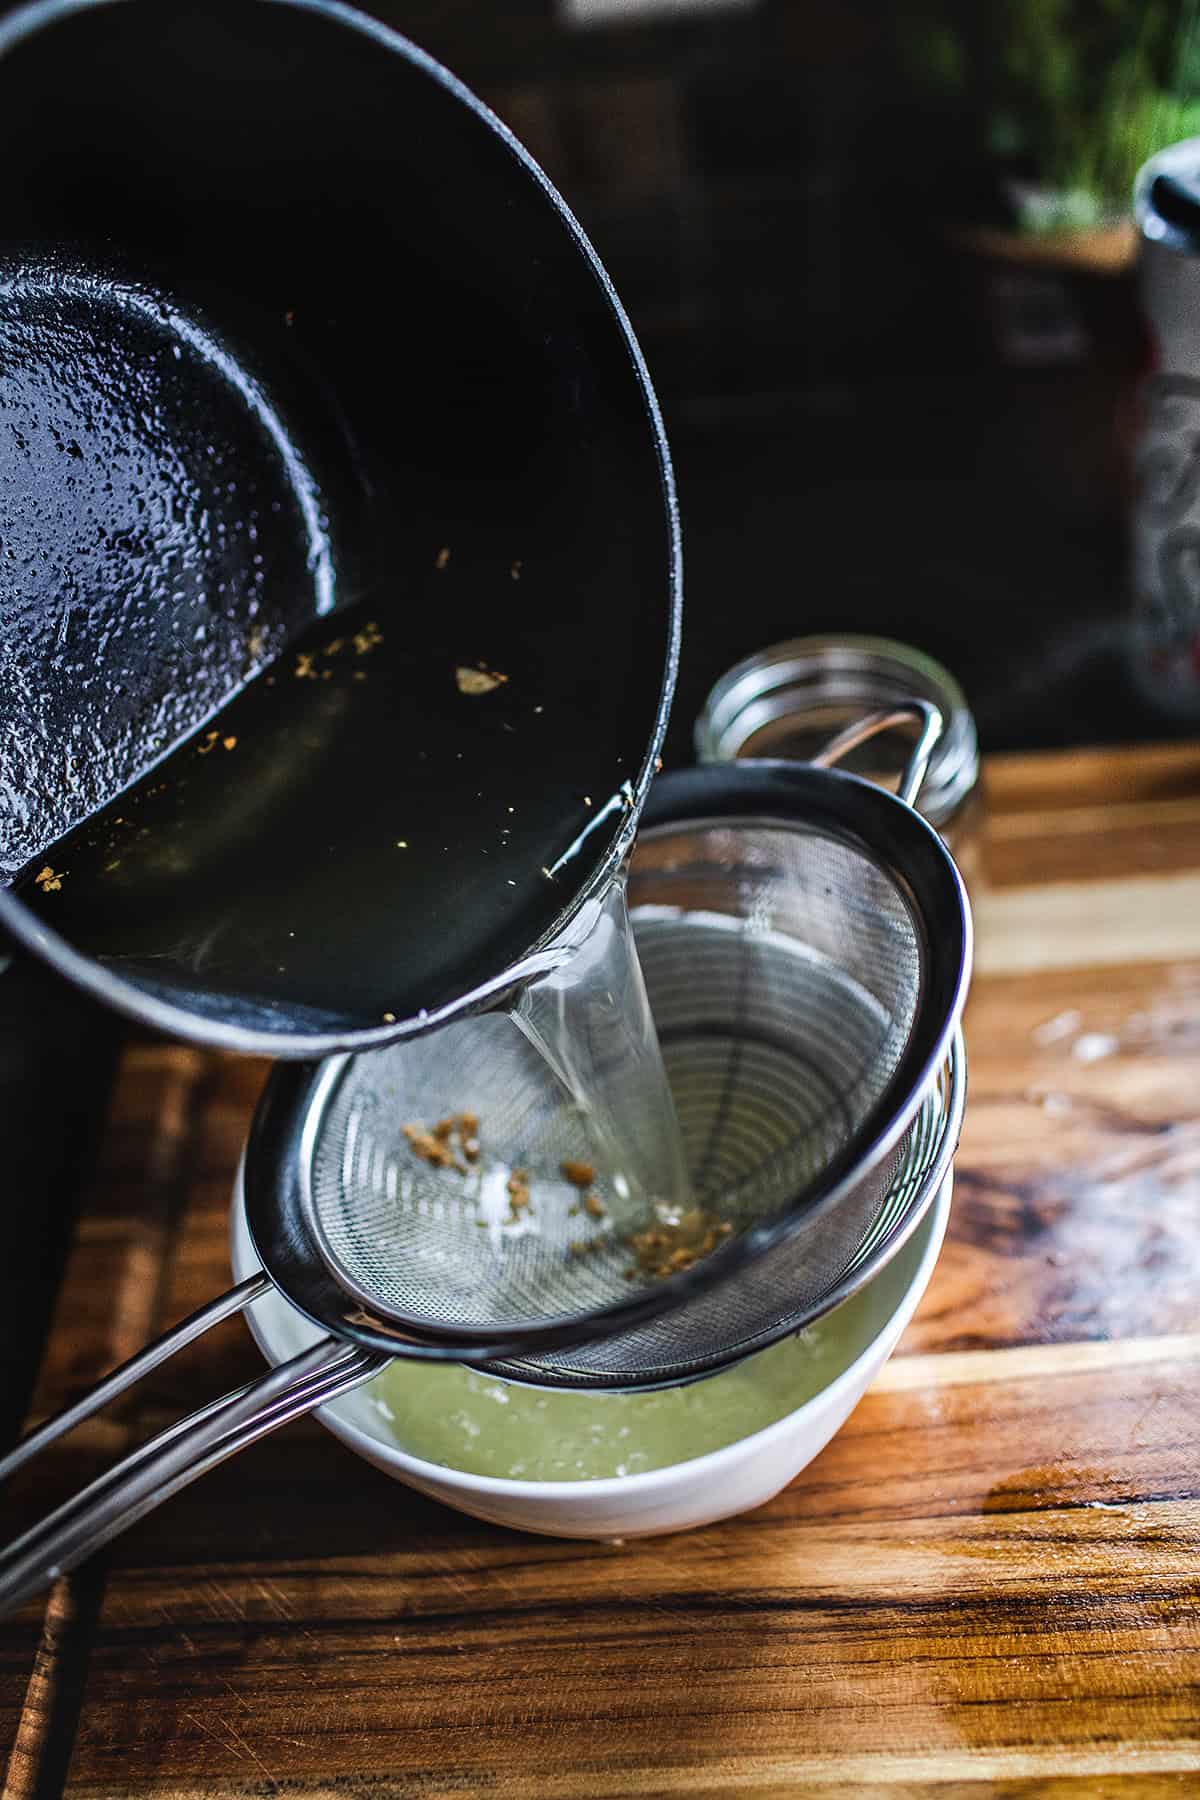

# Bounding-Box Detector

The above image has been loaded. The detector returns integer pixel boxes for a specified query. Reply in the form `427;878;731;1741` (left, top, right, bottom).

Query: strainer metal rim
488;1025;965;1388
244;761;971;1366
757;1024;963;1345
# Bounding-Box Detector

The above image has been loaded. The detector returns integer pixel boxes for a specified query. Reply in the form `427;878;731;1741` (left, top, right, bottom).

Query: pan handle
810;701;943;809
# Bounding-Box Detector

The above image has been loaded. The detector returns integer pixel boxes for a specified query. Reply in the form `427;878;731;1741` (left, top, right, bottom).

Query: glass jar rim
694;634;979;830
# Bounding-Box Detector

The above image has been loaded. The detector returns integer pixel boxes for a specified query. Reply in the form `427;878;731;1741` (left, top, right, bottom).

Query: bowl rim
231;1160;952;1502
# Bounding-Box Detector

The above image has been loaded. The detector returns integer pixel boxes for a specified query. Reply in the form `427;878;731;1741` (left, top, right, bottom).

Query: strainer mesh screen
306;819;928;1386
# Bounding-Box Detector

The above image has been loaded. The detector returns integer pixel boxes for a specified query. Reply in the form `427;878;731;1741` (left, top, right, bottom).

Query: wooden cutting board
2;742;1199;1798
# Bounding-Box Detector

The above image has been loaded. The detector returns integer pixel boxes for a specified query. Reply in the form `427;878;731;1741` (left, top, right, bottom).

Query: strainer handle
0;1334;386;1619
810;701;944;808
0;1273;273;1486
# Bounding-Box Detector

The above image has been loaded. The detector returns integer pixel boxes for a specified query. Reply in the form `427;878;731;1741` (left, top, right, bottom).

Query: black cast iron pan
0;0;680;1055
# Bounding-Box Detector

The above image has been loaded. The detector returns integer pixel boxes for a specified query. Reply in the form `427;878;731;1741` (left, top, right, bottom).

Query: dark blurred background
3;0;1194;759
346;0;1200;763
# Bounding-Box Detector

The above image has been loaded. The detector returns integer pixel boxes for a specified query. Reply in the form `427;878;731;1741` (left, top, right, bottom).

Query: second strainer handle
810;701;944;808
0;1338;386;1619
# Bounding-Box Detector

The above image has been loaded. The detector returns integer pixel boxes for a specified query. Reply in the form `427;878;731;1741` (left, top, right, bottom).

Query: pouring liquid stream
513;876;694;1232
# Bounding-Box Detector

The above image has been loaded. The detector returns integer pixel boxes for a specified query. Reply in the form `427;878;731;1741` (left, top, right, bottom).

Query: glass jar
694;635;983;879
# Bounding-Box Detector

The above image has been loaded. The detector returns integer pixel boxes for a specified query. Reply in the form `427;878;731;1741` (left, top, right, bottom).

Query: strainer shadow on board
0;711;972;1614
0;0;679;1055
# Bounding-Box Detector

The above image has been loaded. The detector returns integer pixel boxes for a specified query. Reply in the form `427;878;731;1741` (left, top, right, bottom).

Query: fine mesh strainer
0;709;970;1612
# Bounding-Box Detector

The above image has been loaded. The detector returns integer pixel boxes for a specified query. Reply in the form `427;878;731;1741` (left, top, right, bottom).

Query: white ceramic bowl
230;1167;951;1539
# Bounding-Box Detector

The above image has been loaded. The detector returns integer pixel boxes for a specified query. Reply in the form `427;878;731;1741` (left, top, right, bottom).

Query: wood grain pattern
973;875;1200;974
1;1049;218;1800
3;741;1200;1798
982;742;1200;891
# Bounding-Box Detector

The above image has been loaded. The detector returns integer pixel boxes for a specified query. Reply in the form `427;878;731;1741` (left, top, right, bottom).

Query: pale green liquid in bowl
361;1215;929;1482
365;1324;833;1482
